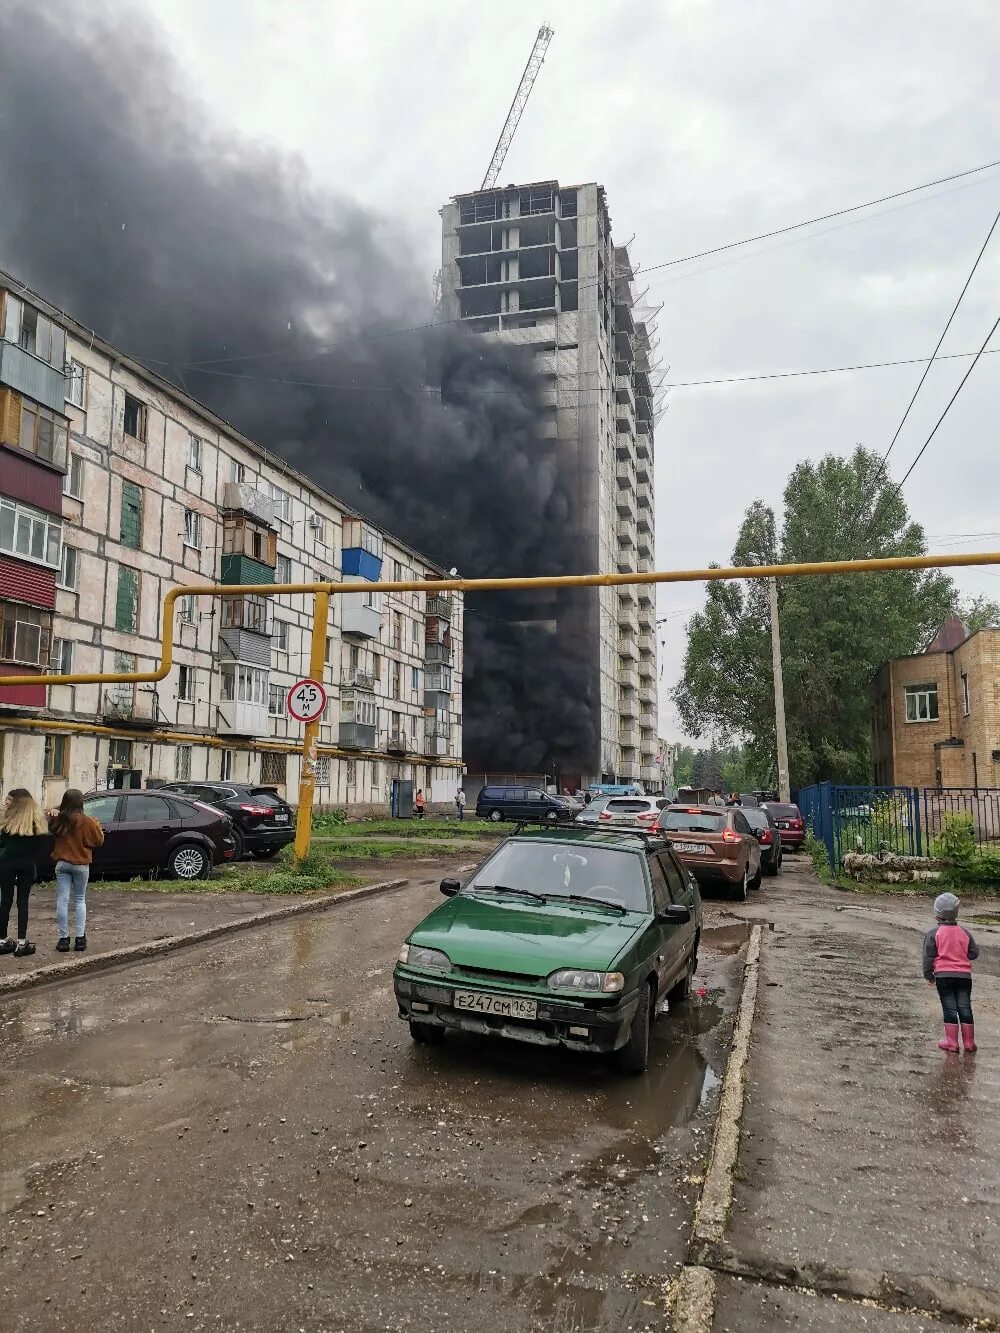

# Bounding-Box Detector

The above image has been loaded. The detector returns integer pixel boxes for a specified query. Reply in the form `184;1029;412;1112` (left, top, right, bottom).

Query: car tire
488;809;503;823
546;810;558;823
733;867;749;903
667;940;698;1004
409;1020;444;1045
616;983;653;1074
166;842;210;881
231;829;245;861
749;863;763;890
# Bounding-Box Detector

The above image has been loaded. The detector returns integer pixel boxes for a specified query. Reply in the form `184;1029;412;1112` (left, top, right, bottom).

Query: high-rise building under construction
440;180;659;789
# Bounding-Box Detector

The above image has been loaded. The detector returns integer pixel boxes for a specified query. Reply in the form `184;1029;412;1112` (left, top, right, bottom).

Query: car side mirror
440;878;460;897
659;904;691;924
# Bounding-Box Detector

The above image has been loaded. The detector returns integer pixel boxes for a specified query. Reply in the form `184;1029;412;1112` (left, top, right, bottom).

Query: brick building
871;617;1000;789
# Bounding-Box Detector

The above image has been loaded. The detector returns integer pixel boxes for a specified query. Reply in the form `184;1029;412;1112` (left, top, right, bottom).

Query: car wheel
167;843;210;881
616;983;653;1074
409;1020;444;1045
546;810;559;823
734;867;749;903
231;829;245;861
749;862;763;890
255;847;280;860
488;809;503;823
667;939;698;1004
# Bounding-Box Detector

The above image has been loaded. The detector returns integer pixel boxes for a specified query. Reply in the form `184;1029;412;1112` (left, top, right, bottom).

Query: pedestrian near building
455;787;466;821
49;789;105;954
414;789;426;820
0;789;48;958
923;891;979;1053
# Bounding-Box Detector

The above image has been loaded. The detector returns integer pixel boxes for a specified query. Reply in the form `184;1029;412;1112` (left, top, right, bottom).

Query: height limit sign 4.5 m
286;678;327;724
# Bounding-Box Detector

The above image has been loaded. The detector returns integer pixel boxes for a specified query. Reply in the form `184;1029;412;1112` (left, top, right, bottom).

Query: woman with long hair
49;788;104;953
0;788;48;958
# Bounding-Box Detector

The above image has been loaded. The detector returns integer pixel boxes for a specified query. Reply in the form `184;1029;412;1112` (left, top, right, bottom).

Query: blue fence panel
922;788;1000;848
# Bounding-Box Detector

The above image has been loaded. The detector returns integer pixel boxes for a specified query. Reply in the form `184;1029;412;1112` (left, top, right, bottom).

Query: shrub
805;834;831;881
931;812;977;869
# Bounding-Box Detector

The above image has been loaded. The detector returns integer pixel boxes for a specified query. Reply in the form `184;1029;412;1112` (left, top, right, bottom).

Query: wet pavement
0;869;752;1332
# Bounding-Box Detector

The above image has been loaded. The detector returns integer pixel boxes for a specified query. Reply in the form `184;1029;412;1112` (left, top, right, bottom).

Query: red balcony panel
0;556;56;608
0;662;45;709
0;446;63;515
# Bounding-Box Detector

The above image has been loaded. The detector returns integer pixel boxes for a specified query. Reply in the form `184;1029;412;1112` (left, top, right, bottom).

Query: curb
672;1266;717;1333
0;877;408;999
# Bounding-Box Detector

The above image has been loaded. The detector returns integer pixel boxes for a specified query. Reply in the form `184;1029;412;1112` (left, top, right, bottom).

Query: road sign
286;678;327;723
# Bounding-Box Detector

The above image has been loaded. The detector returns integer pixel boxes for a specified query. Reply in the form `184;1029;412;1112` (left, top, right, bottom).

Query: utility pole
768;576;791;801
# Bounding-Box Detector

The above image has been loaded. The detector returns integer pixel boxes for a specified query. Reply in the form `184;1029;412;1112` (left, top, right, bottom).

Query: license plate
274;814;289;823
453;991;537;1020
778;822;789;828
674;841;710;854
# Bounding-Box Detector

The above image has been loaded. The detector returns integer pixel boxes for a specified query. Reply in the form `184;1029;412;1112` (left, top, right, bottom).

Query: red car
762;802;805;850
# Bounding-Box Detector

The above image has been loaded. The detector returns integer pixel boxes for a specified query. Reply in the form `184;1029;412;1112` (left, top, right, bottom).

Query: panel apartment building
440;180;659;787
0;273;463;810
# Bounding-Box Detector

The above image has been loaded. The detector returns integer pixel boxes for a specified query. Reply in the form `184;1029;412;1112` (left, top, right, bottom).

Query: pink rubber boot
961;1023;977;1053
938;1023;960;1052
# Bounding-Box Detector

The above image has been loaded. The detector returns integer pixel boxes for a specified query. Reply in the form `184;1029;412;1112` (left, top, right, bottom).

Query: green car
393;827;702;1073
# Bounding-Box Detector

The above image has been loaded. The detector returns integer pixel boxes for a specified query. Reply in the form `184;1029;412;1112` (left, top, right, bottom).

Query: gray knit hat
934;892;960;921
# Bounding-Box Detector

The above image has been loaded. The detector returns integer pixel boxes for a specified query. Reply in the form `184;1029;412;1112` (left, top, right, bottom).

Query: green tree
956;594;1000;632
675;448;953;786
673;744;696;787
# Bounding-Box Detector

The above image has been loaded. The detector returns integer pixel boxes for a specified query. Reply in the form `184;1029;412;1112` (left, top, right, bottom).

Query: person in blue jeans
48;789;105;953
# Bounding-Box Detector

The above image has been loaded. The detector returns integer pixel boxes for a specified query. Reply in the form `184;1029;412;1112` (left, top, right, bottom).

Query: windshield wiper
468;884;548;904
550;894;628;915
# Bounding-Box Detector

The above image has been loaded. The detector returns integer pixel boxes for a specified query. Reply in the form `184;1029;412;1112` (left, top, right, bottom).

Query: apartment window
314;758;330;786
325;636;332;664
108;737;133;769
230;460;245;484
346;759;357;786
50;637;74;674
221;595;270;634
349;644;360;670
904;683;939;723
962;672;971;717
275;554;292;583
120;481;143;549
220;748;234;781
0;603;52;667
391;661;401;701
177;664;195;702
183;508;202;549
391;610;402;649
411;666;420;692
373;653;382;681
265;482;291;522
43;734;69;779
0;498;62;568
63;453;84;500
187;434;202;472
174;745;192;781
115;566;139;633
18;400;69;469
222;515;277;565
309;515;326;544
66;360;86;409
393;560;404;583
3;295;65;368
412;620;420;649
58;544;78;590
178;594;196;624
221;663;267;705
123;394;147;442
268;683;285;715
260;751;286;785
273;619;289;652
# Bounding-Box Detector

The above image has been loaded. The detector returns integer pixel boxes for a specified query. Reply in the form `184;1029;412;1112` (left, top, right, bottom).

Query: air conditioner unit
307;514;324;533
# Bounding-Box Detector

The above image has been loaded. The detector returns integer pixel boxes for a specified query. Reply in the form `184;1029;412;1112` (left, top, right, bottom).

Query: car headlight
547;969;625;994
397;943;452;971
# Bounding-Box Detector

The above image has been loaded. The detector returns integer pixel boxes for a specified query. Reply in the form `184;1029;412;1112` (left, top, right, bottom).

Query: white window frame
58;544;78;590
177;664;195;702
230;460;246;484
275;554;292;583
265;481;291;522
268;682;285;716
50;637;74;674
63;453;84;500
221;662;268;705
0;497;63;569
961;672;971;717
273;619;289;652
178;594;196;624
183;508;202;549
187;434;202;473
66;360;86;409
904;683;939;723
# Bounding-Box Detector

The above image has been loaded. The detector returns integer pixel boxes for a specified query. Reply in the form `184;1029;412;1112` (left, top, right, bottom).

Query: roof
0;268;447;577
512;826;661;852
924;614;970;654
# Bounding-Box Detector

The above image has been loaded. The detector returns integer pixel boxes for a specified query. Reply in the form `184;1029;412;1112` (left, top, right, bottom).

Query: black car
475;784;577;824
158;782;294;859
37;791;236;881
739;804;782;877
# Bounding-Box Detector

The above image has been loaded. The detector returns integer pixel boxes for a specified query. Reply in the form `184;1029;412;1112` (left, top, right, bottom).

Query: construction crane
480;24;554;190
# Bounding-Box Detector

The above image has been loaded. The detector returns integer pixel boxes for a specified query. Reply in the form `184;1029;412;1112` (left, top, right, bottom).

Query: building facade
439;180;659;788
871;618;1000;789
0;275;463;811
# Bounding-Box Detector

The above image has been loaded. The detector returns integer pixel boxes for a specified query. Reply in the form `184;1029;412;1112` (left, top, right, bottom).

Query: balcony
615;488;635;520
101;688;159;729
635;434;651;462
387;730;408;755
425;641;453;665
341;667;375;692
640;709;657;731
619;664;640;693
640;685;657;711
618;605;638;635
619;691;638;719
637;532;653;560
341;599;382;639
221;482;278;529
637;506;652;535
616;518;635;547
619;724;640;750
615;374;635;410
635;455;651;486
617;549;637;576
426;593;453;620
217;700;270;738
339;721;377;750
424;668;453;702
639;656;656;681
641;764;660;785
615;434;634;462
618;636;639;663
616;459;634;488
0;341;65;415
635;483;652;511
638;633;655;654
616;402;635;436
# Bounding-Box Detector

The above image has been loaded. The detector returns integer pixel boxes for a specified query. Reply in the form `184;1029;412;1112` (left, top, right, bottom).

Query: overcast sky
143;0;1000;742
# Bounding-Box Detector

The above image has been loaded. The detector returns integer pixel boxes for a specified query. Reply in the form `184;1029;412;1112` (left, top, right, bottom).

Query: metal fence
798;781;1000;869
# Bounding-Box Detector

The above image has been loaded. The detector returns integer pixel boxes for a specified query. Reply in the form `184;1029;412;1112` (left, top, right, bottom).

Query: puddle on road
0;1170;29;1215
701;922;752;954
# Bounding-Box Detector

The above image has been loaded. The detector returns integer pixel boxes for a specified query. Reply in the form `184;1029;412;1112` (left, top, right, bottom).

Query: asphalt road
0;865;750;1333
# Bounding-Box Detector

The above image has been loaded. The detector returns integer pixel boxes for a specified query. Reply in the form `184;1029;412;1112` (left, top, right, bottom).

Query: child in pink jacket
923;892;979;1053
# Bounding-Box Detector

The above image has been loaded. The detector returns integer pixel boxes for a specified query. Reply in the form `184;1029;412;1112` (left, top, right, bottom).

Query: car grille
454;964;543;985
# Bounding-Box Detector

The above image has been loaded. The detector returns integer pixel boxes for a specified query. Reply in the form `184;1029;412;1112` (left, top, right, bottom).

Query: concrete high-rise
440;180;659;789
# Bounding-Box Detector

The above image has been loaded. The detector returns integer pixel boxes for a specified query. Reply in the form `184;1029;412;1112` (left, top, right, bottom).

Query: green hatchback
393;827;702;1073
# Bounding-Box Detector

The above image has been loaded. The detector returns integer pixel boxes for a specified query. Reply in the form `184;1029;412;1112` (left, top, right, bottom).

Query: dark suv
158;783;294;859
475;785;576;824
739;804;782;876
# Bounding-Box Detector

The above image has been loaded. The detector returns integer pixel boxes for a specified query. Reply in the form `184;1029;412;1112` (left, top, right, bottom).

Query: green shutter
120;481;143;549
116;566;139;632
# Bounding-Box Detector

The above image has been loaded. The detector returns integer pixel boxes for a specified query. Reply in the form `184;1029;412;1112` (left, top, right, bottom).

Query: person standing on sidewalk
0;789;48;958
923;891;979;1053
455;787;466;821
49;789;104;954
414;789;426;820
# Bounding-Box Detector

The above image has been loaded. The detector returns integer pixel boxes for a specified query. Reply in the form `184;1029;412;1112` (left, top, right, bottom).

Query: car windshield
465;840;649;912
741;809;769;831
661;810;726;834
606;800;650;814
248;790;282;807
766;804;800;819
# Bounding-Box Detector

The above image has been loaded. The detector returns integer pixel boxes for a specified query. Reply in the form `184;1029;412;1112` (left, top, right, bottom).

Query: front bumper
394;969;639;1054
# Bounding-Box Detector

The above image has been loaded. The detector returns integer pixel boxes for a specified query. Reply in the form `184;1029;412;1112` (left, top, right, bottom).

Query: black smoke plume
0;2;599;776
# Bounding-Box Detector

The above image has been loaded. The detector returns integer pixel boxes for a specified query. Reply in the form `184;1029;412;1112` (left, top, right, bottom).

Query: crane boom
481;24;554;190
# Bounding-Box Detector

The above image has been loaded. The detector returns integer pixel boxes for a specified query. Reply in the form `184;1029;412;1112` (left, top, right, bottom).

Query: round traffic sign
286;678;327;723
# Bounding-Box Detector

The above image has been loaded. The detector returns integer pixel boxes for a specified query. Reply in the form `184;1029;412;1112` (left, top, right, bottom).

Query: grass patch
302;837;466;861
313;816;499;839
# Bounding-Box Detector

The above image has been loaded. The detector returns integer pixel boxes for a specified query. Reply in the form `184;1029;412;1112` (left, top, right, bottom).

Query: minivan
475;785;575;824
